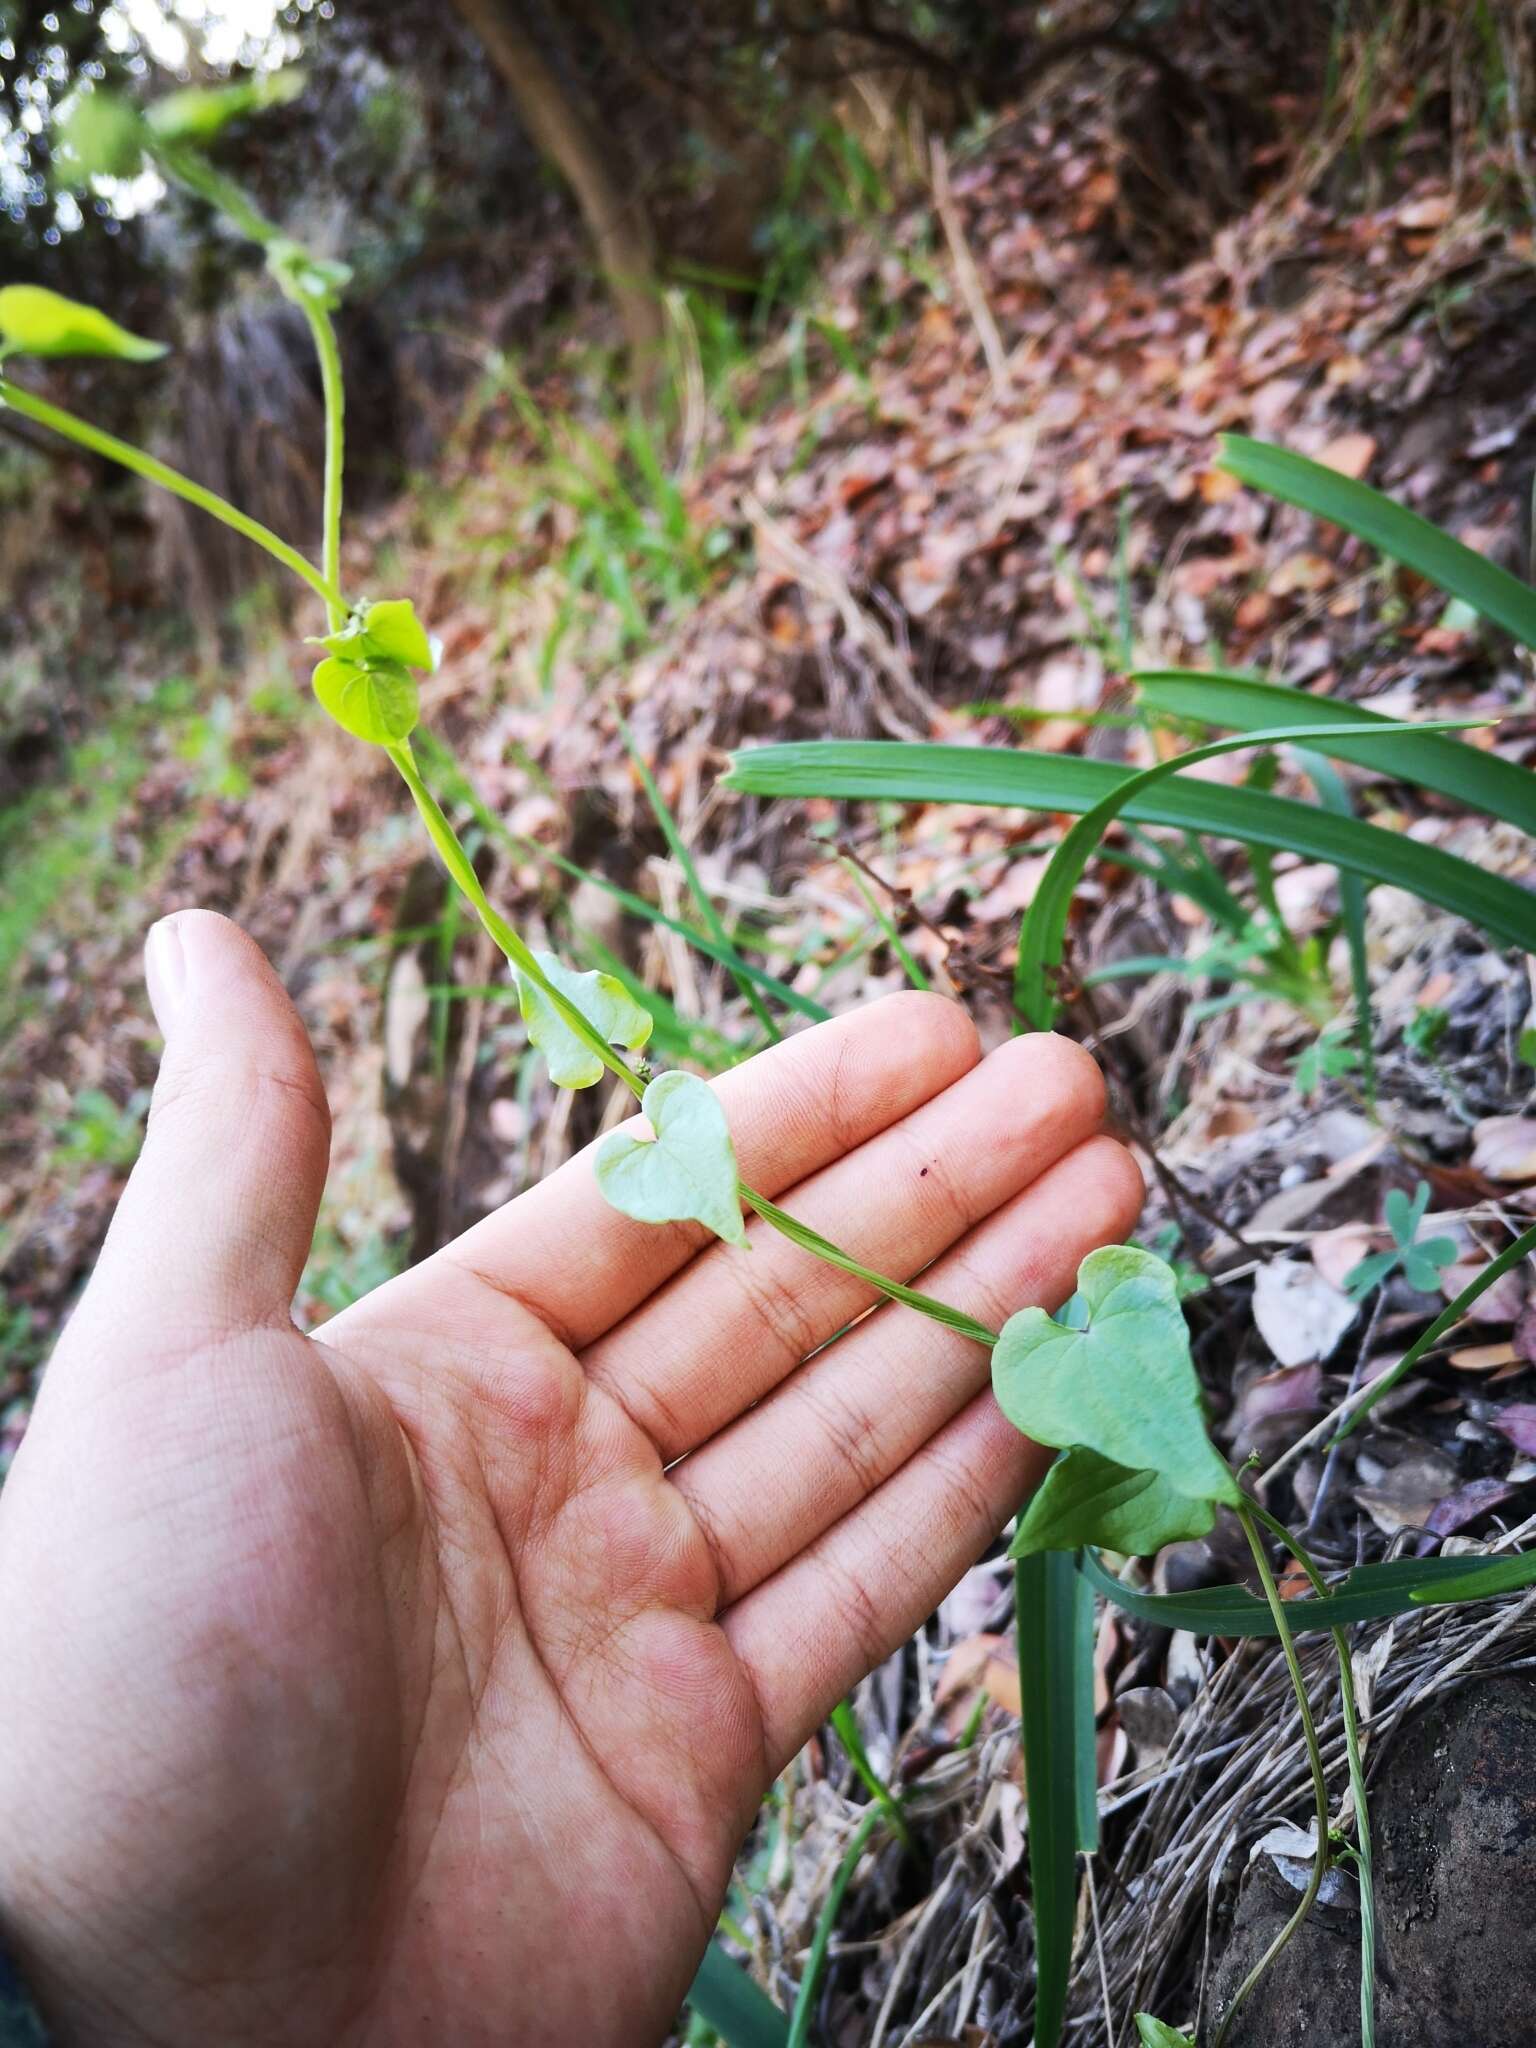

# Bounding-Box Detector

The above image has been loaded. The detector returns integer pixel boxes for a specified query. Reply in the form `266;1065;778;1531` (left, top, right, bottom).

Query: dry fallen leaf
1317;430;1377;480
1472;1117;1536;1181
1252;1259;1359;1366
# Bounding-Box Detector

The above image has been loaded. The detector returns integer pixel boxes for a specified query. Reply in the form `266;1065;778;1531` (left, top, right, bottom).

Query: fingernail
145;917;187;1036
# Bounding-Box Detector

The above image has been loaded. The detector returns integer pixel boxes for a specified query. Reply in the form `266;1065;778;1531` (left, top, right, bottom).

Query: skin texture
0;911;1142;2047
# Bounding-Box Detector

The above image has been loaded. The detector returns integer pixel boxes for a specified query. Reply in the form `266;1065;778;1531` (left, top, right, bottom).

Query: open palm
0;913;1140;2047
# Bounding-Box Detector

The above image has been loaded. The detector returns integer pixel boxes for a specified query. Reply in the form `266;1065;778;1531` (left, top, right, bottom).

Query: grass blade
1300;748;1376;1106
1335;1219;1536;1440
785;1809;883;2048
1079;1545;1536;1635
618;716;782;1042
1012;718;1482;1030
828;1700;913;1853
416;731;830;1023
838;857;931;991
1072;1562;1099;1855
1016;1549;1086;2048
722;742;1536;958
1135;667;1536;835
689;1940;791;2048
1217;434;1536;650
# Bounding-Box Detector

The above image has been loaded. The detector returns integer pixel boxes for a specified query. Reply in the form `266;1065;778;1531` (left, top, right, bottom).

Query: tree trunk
448;0;665;386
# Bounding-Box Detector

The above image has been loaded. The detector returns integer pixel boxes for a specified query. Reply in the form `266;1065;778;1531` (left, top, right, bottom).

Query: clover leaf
311;655;418;746
993;1245;1240;1508
0;286;167;365
596;1070;748;1248
1009;1446;1216;1562
1344;1180;1458;1299
516;950;653;1089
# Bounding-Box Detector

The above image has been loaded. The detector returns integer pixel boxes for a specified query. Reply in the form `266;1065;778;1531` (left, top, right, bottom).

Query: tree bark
448;0;665;385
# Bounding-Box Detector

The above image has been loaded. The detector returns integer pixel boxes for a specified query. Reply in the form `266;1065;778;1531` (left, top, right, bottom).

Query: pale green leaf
266;237;353;310
993;1247;1240;1507
311;655;418;746
146;67;305;144
360;597;435;671
56;91;146;182
1135;2017;1195;2047
597;1070;748;1248
1010;1446;1216;1562
0;285;167;363
516;949;653;1089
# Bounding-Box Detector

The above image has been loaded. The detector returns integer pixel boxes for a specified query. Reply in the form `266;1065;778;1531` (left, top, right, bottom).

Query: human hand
0;911;1141;2047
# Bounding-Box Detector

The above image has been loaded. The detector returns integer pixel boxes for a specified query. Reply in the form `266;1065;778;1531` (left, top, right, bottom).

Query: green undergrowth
0;669;241;1022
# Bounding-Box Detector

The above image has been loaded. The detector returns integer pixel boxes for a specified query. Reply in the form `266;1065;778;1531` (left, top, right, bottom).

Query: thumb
74;910;331;1348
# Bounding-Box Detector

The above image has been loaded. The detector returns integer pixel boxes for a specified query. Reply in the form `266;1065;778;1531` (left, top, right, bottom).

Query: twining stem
1215;1504;1333;2048
786;1805;884;2048
386;738;646;1099
1251;1502;1375;2047
392;741;995;1345
0;376;344;614
741;1191;998;1345
6;257;995;1366
300;298;347;632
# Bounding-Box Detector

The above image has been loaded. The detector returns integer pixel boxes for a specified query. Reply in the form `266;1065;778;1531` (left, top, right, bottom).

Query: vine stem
1250;1502;1375;2047
300;297;347;632
5;302;993;1361
1215;1504;1333;2048
0;376;343;614
389;741;991;1345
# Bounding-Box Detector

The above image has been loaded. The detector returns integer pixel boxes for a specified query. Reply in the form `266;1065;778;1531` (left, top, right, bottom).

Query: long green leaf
1136;668;1536;835
688;1940;791;2047
1217;434;1536;650
1071;1563;1099;1855
1017;1550;1084;2048
721;743;1536;958
1012;718;1481;1030
1079;1545;1536;1636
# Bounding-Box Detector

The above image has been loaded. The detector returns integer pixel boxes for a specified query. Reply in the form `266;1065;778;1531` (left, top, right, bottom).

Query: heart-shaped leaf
0;285;167;364
314;599;435;673
993;1246;1240;1507
356;598;435;670
311;655;418;745
597;1070;747;1248
1010;1446;1216;1562
516;950;653;1088
1135;2018;1194;2047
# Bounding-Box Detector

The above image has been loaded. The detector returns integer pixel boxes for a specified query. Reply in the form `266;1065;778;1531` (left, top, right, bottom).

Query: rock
1211;1675;1536;2046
